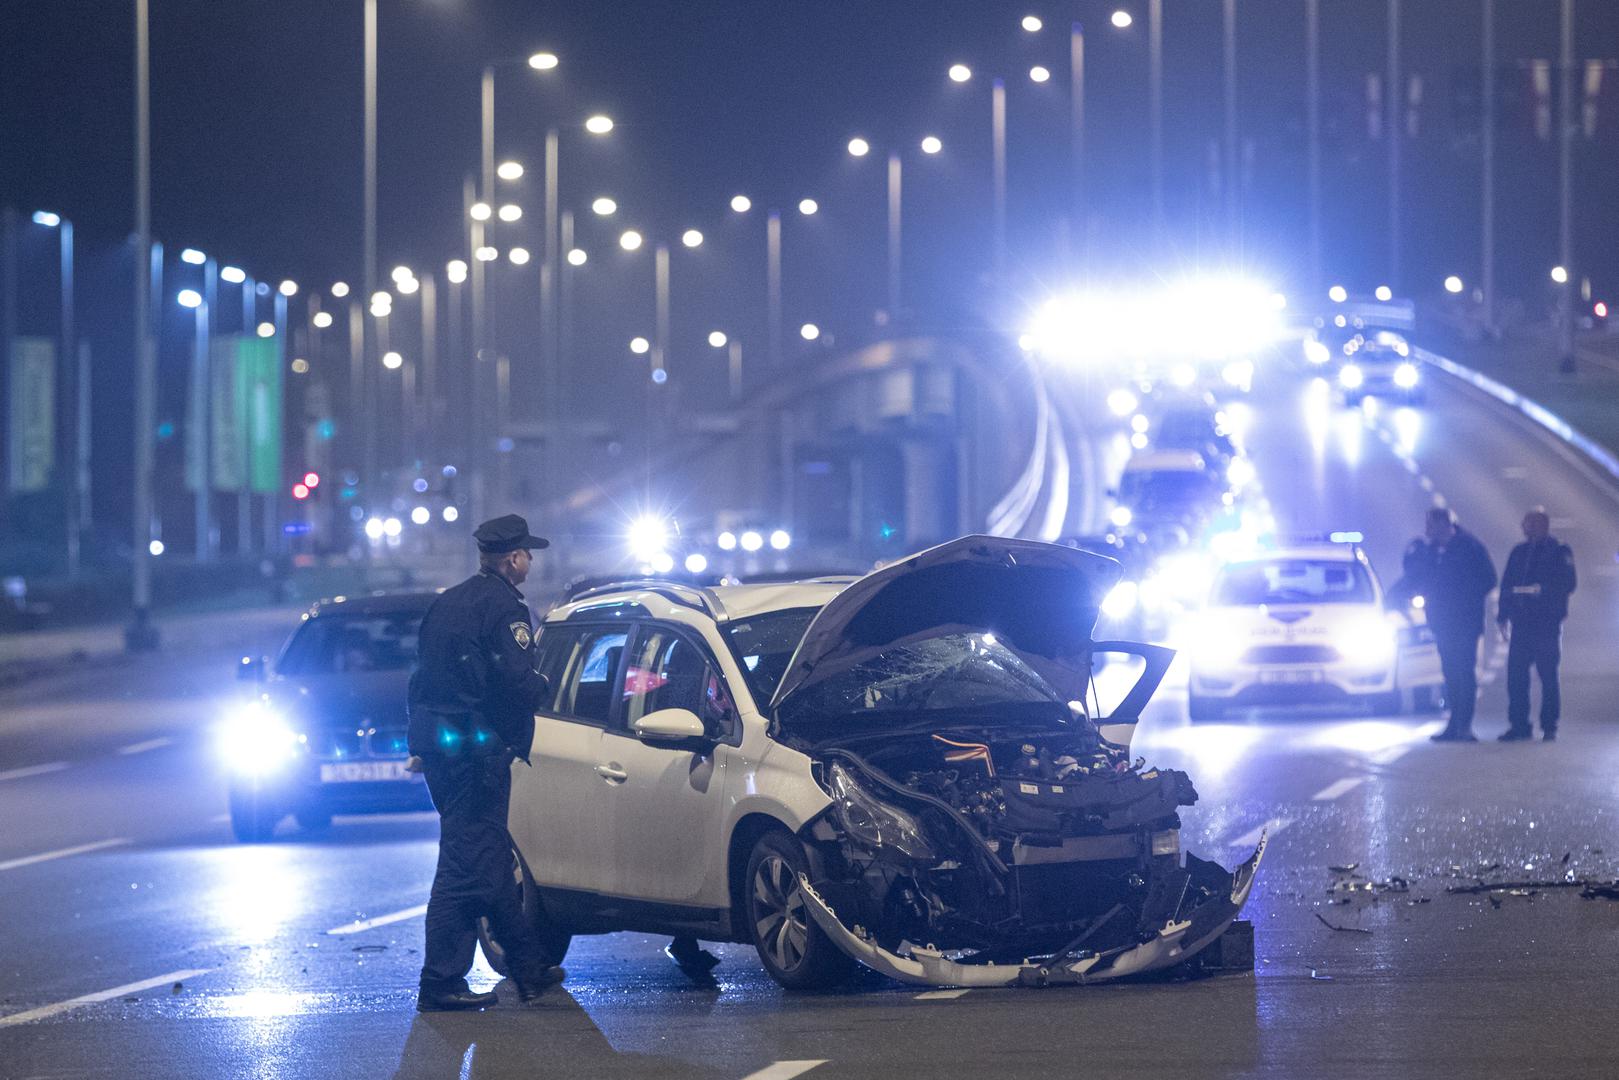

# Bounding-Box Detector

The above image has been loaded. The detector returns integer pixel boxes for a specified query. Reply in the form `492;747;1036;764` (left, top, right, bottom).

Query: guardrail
1417;345;1619;488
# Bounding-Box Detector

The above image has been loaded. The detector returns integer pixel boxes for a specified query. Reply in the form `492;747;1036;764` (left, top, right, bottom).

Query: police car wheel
228;788;281;843
744;831;855;991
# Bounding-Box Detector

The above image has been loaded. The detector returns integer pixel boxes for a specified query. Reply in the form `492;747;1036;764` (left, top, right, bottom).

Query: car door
509;623;628;897
596;622;734;907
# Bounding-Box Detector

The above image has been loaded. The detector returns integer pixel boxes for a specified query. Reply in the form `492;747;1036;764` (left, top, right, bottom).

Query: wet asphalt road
3;356;1619;1079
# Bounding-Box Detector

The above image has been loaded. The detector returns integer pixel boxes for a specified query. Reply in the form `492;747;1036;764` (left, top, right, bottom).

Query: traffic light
292;483;310;500
303;471;320;489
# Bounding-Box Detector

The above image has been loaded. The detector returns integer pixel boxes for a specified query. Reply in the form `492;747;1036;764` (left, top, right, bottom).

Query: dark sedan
224;592;437;841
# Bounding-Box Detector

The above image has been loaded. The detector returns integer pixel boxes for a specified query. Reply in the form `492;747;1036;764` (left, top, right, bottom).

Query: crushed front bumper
800;833;1266;988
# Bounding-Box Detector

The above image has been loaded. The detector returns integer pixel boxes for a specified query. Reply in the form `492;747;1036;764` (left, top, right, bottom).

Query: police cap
474;514;550;553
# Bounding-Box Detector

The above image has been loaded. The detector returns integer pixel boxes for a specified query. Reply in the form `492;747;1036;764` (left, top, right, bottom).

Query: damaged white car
486;536;1264;990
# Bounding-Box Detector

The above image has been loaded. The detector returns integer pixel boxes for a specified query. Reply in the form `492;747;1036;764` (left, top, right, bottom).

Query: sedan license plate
320;760;412;783
1259;669;1322;685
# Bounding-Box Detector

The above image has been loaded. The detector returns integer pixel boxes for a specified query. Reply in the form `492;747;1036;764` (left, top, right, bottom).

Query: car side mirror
237;655;268;683
632;707;711;750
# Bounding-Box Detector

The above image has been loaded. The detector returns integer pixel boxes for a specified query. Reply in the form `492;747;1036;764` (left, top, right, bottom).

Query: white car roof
547;578;851;626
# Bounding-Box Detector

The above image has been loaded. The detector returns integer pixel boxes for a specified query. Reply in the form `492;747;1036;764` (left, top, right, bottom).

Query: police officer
1497;507;1576;742
1404;507;1497;742
408;514;563;1011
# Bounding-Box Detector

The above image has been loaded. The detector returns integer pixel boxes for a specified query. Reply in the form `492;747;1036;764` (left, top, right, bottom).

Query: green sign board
7;337;55;494
206;335;281;493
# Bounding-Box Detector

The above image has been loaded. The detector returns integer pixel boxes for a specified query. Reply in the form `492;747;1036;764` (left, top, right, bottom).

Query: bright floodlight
31;210;61;227
220;265;246;284
383;351;403;369
411;506;431;525
769;529;791;551
798;198;819;216
619;230;643;251
567;248;588;266
1444;275;1464;294
730;194;752;213
740;529;764;552
1550;265;1569;284
1022;15;1043;32
684;552;709;574
1111;9;1134;28
584;114;614;134
446;259;468;283
180;248;206;265
312;311;334;328
177;289;202;309
1328;284;1348;303
1374;284;1393;302
508;246;530;265
391;265;413;284
920;135;943;154
278;279;297;296
627;515;670;561
497;160;524;181
469;202;492;221
397;276;419;294
331;281;350;298
592;196;618;216
1029;66;1051;83
256;322;275;338
847;137;870;157
948;63;972;83
681;229;703;248
475;246;498;262
800;322;820;341
630;336;650;355
149;539;165;556
498;203;522;222
708;330;728;348
528;52;558;70
717;531;737;551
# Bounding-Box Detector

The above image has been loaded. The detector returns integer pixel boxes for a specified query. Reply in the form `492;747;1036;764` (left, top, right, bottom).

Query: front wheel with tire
744;832;855;991
478;849;573;977
228;786;281;843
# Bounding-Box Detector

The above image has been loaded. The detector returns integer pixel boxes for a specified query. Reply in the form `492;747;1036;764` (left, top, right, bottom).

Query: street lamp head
584;114;614;135
1110;9;1133;29
397;275;420;294
1374;285;1393;302
630;336;650;355
180;248;207;265
1328;284;1348;303
591;196;618;216
508;246;531;265
475;246;499;262
1444;275;1465;294
528;51;559;71
708;330;728;348
847;137;871;157
920;135;943;154
220;265;246;284
291;358;309;374
278;279;298;296
567;248;588;266
681;229;703;249
177;289;202;309
31;210;61;227
619;229;643;251
1029;65;1051;83
256;321;275;338
1021;14;1043;32
313;311;334;328
371;290;392;306
730;194;752;213
391;265;414;284
497;160;524;181
798;198;819;216
446;259;468;283
948;63;972;83
498;203;523;222
330;281;350;298
1550;265;1569;284
470;202;493;222
800;322;821;341
382;351;403;369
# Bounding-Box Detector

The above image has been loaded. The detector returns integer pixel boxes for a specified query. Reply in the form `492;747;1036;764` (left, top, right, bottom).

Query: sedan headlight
1338;616;1397;667
218;701;303;774
1339;363;1364;389
1393;362;1420;389
825;762;935;863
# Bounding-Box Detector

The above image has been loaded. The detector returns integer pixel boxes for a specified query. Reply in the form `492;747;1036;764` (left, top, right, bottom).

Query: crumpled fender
800;832;1267;988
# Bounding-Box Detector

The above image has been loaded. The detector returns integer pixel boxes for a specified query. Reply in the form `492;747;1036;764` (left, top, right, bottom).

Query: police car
1185;539;1441;721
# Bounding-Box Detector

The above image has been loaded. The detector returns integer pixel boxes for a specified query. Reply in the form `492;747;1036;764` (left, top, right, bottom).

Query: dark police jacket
407;570;549;762
1498;536;1576;629
1402;528;1496;639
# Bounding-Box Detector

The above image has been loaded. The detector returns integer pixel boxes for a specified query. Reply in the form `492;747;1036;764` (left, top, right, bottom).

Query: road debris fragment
1314;912;1372;934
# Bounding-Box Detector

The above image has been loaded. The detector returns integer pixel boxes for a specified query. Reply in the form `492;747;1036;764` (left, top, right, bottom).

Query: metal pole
129;0;156;648
992;78;1007;282
886;152;902;321
1149;0;1164;228
268;292;286;554
363;0;377;496
478;69;495;516
728;338;742;403
543;127;559;513
1070;22;1085;257
61;220;79;575
240;275;255;554
558;207;574;497
767;210;782;367
1557;0;1575;371
191;301;211;561
421;273;436;462
1481;0;1496;333
76;339;91;551
1387;0;1402;291
654;243;670;377
1306;0;1322;295
1223;0;1239;242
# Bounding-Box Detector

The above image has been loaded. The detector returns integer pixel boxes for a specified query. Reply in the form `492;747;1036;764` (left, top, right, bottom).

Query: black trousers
1506;623;1562;735
420;755;550;992
1434;631;1481;733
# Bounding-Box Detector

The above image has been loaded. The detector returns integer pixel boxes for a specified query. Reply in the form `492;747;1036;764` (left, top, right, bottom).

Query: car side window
622;626;737;739
550;626;628;726
532;624;576;713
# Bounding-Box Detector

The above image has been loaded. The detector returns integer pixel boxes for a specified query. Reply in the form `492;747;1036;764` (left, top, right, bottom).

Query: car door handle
593;762;628;783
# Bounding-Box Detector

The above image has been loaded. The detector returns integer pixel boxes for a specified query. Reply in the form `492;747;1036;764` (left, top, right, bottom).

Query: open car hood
768;535;1121;714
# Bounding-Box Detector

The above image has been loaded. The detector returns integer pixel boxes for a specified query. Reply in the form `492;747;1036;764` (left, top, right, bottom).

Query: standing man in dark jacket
1404;507;1497;742
1497;508;1576;742
408;514;563;1011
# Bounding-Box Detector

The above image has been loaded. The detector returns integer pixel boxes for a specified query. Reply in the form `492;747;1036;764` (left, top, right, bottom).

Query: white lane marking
1228;818;1290;848
0;968;212;1028
740;1062;828;1080
0;762;69;782
1311;777;1367;801
916;989;971;1000
327;903;428;936
116;738;173;756
1502;466;1528;480
0;837;131;873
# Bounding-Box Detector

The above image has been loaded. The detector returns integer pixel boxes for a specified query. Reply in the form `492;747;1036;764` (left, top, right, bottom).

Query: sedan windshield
277;612;424;674
1213;559;1374;606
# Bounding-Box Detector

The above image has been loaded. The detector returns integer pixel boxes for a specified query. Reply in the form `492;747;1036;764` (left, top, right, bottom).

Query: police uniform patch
510;622;532;649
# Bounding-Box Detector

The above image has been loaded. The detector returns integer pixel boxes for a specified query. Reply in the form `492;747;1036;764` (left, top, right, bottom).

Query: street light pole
654;243;671;378
1148;0;1164;229
991;78;1007;281
190;295;212;562
1306;0;1322;295
886;152;902;321
128;0;158;650
1387;0;1402;291
1222;0;1239;243
1069;22;1085;258
1481;0;1496;333
58;219;80;575
240;275;256;554
767;210;782;368
1557;0;1575;372
363;0;378;498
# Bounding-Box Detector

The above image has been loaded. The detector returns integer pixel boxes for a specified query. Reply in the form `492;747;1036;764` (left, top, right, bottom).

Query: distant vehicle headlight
1338;363;1364;389
218;701;302;774
1303;339;1331;366
1109;505;1134;528
1393;362;1420;389
1102;580;1139;620
1339;616;1397;666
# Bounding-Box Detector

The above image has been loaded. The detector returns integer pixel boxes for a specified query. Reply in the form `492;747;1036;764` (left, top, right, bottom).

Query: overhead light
629;336;650;355
312;311;334;328
847;137;870;157
256;322;275;338
528;52;558;71
469;202;492;222
177;289;202;309
948;63;972;83
498;203;522;222
798;198;819;216
220;266;246;284
1111;9;1134;29
584;114;614;134
180;248;206;265
619;230;643;251
681;229;703;248
508;246;530;265
567;248;588;266
446;259;468;283
330;281;350;297
475;246;498;262
496;160;524;180
1029;66;1051;83
730;194;752;213
708;330;728;348
920;135;942;154
31;211;61;227
1022;15;1043;32
382;351;403;369
800;323;820;341
591;196;618;216
278;279;298;296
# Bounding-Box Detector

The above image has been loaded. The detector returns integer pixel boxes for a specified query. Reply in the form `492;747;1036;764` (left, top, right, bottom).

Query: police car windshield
1214;559;1374;606
724;607;821;705
277;612;424;674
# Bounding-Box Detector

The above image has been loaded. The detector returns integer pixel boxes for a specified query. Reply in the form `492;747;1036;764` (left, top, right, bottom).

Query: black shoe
666;939;721;978
514;966;567;1003
1498;729;1533;743
417;988;498;1012
1543;731;1558;742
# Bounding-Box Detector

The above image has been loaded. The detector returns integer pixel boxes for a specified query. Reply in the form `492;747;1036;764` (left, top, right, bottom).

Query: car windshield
724;607;822;705
1213;559;1374;606
276;611;424;674
1120;470;1215;506
779;632;1068;732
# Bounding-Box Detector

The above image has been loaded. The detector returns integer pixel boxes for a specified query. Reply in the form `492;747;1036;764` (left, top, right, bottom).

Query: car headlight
1109;505;1133;528
824;762;935;863
1339;363;1364;389
1393;362;1419;389
1303;339;1330;365
1102;580;1139;620
1338;616;1397;666
1190;616;1246;668
218;701;303;774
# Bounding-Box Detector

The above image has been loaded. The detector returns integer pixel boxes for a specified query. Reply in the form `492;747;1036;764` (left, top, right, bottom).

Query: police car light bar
1328;531;1365;544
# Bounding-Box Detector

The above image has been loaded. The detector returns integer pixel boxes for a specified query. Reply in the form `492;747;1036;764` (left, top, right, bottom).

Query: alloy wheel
752;854;810;972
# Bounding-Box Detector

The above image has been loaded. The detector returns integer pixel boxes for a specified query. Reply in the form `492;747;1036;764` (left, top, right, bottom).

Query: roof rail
566;579;730;622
